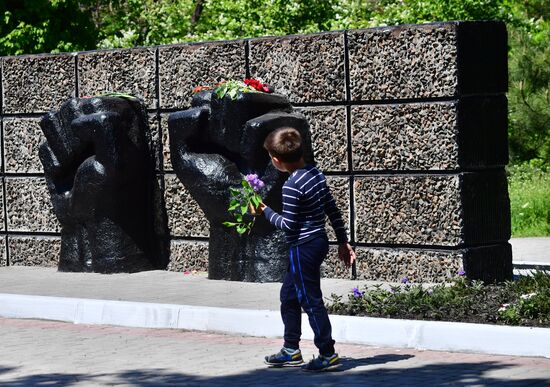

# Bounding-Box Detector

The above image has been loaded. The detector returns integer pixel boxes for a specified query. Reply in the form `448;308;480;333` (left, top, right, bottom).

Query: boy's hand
249;202;267;216
338;243;356;267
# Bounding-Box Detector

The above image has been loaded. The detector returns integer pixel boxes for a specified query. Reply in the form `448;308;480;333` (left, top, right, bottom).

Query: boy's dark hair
263;127;303;162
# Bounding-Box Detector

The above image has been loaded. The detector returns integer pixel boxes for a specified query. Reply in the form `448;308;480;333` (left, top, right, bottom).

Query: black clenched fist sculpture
169;91;314;282
39;96;169;273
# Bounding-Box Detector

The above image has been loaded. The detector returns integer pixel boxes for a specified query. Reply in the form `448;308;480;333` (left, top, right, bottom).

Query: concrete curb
1;293;548;358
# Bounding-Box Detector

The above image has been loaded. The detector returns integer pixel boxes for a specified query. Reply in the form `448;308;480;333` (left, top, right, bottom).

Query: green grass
508;162;550;237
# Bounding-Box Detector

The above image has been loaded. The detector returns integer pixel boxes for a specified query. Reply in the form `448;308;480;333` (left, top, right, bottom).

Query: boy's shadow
326;354;414;372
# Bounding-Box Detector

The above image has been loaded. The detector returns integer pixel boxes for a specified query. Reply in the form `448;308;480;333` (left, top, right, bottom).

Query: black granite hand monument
168;90;313;281
39;96;169;273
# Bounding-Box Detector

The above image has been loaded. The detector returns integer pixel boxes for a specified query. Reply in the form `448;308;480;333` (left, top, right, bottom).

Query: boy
258;127;356;372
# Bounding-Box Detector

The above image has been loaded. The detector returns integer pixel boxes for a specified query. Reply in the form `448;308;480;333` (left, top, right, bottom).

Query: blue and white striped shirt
263;165;348;246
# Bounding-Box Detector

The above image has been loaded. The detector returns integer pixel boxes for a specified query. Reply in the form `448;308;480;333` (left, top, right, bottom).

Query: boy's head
263;127;303;163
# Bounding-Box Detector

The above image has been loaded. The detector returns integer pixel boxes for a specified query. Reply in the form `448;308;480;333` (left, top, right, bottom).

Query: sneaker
264;347;304;367
302;353;342;372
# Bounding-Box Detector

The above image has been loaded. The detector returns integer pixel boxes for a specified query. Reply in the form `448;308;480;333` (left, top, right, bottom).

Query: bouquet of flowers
193;78;273;100
223;174;265;235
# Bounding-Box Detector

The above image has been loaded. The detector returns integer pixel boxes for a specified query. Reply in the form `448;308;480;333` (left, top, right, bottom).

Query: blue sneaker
302;353;342;372
264;347;304;367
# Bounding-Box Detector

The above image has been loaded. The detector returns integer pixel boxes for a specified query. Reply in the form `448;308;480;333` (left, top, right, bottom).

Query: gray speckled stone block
354;171;510;246
164;174;209;237
148;113;161;170
167;239;209;272
321;245;352;279
348;21;507;100
2;54;75;113
249;32;345;103
326;176;350;243
0;237;6;266
160;114;172;171
298;107;348;171
355;247;463;283
0;179;4;232
159;41;246;109
78;48;157;108
8;236;61;267
352;102;460;171
3;117;45;173
354;175;463;246
5;177;60;232
352;97;508;171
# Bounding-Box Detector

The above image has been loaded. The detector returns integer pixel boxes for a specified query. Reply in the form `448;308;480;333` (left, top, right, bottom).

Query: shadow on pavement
0;359;547;386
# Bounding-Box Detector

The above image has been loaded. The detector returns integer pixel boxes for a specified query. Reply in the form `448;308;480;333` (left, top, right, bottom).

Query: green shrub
508;161;550;237
327;271;550;327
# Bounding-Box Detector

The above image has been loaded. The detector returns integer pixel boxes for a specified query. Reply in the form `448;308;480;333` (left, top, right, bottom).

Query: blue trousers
280;235;335;356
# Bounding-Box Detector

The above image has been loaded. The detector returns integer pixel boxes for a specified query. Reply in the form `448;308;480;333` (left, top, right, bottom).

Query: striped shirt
263;165;348;246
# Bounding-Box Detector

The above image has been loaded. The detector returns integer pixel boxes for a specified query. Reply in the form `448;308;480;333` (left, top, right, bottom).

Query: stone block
355;244;512;283
167;239;209;272
355;246;463;283
0;237;6;266
297;107;348;171
78;48;157;108
5;177;60;232
348;21;507;100
8;236;61;267
148;113;161;171
321;245;352;279
159;41;246;109
351;97;508;171
3;117;45;173
160;113;172;171
249;32;345;103
326;176;350;243
2;54;75;113
354;171;510;246
164;174;209;237
0;178;4;232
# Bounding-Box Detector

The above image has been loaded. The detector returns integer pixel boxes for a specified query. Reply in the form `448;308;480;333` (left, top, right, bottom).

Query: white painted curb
1;293;548;358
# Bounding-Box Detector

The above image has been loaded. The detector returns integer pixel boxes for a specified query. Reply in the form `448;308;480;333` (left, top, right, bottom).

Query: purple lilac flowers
401;277;410;284
352;287;364;298
458;270;466;276
245;174;265;192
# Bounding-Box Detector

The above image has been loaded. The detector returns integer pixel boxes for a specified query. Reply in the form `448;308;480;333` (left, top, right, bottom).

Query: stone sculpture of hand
39;96;169;273
168;91;313;281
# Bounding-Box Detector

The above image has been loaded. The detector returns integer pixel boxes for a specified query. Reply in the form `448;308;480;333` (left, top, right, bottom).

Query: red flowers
244;78;272;93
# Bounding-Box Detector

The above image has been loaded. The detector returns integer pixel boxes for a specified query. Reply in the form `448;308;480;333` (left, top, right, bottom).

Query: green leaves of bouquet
223;174;265;235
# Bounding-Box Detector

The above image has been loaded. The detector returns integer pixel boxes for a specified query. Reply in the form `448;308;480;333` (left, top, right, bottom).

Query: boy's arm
262;183;301;232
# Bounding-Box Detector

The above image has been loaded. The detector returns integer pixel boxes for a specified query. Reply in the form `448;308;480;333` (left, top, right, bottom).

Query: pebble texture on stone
354;175;463;246
160;114;173;172
5;178;60;233
3;118;45;173
0;238;6;266
78;48;157;109
249;32;345;103
321;245;352;279
352;102;460;171
0;180;4;232
164;175;209;238
8;236;61;267
326;176;350;243
355;247;464;283
2;54;75;113
158;41;246;109
348;24;458;100
298;107;348;171
167;240;209;272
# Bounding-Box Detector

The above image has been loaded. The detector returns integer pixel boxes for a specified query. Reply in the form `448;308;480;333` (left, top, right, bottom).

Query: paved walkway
510;237;550;264
1;317;549;386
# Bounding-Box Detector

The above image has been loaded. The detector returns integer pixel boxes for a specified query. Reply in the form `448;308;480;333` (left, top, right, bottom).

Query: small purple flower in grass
245;174;265;192
352;287;364;298
458;269;466;276
401;277;409;284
